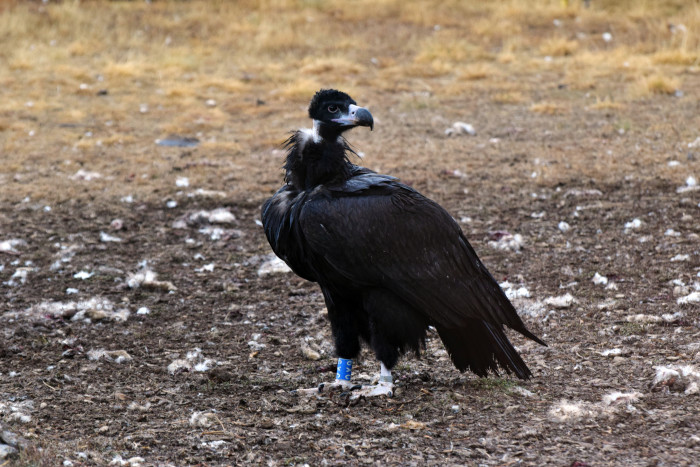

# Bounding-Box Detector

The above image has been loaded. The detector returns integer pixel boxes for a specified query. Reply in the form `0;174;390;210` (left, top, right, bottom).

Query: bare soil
1;3;700;462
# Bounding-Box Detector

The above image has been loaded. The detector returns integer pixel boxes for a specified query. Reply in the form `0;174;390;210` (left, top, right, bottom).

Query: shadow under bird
262;89;546;399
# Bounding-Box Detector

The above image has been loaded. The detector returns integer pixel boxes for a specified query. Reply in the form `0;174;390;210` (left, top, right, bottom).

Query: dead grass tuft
530;102;567;115
633;74;681;96
653;50;699;66
540;38;579;57
458;63;501;81
493;91;527;105
589;96;624;110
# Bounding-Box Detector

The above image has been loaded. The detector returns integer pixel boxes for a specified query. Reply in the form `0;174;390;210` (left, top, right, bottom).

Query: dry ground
1;1;699;465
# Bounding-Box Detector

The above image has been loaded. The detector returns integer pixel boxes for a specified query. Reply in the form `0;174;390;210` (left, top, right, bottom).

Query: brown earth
1;1;700;466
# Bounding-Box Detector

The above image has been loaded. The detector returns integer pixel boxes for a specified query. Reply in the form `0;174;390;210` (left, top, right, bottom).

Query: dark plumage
262;89;545;388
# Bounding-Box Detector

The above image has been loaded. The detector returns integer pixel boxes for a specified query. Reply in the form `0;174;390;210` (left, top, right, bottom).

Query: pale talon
294;379;355;396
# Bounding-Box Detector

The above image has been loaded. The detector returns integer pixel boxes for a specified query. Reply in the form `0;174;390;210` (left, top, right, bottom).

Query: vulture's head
308;89;373;140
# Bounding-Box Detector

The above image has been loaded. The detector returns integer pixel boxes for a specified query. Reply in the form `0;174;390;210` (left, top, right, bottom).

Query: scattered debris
173;208;236;229
599;348;630;358
136;307;150;315
176;177;190;187
71;169;102;181
563;189;603;198
300;341;322;361
100;232;122;243
557;221;571;233
511;386;535;397
548;400;599;422
0;400;34;424
677;292;700;305
652;365;700;395
592;272;608;286
126;269;176;291
167;359;192;374
0;239;26;255
189;411;217;427
109;455;146;467
626;311;684;324
670;254;690;262
195;263;215;273
187;188;228;198
445;121;476;137
73;271;94;280
18;297;130;323
623;218;642;233
677;176;699;193
500;282;531;300
544;293;574;309
549;390;639;423
87;349;133;364
155;136;199;147
487;231;524;252
168;348;215;374
602;391;642;407
5;267;33;286
257;255;292;276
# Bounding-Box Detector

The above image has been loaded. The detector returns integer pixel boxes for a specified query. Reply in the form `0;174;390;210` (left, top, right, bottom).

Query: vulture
262;89;545;398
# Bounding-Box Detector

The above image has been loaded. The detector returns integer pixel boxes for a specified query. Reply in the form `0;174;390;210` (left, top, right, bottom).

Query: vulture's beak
333;104;374;131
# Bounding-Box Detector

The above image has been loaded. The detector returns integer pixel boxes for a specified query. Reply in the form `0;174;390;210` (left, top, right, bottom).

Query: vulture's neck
284;124;353;191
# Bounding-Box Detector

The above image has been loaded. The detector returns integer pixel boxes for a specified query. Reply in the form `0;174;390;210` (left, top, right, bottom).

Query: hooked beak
332;104;374;130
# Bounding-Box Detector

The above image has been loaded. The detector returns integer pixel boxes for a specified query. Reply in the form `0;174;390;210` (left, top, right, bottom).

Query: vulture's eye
327;104;339;113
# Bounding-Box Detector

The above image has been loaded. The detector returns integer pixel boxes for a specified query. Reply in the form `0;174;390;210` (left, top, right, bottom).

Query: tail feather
436;321;533;380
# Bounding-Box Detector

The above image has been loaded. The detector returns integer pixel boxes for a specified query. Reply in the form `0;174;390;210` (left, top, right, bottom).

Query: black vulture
262;89;545;398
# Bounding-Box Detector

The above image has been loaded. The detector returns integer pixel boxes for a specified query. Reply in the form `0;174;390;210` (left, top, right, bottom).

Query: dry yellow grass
530;102;567;115
589;96;624;110
0;0;699;204
631;73;682;97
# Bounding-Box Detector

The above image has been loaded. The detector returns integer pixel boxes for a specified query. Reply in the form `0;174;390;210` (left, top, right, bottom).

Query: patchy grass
0;0;698;207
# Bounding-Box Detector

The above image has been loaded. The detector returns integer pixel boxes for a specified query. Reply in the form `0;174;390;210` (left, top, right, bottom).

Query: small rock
258;418;274;429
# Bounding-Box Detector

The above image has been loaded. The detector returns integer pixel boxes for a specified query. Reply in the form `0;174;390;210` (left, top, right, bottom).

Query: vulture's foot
294;379;359;396
348;381;394;400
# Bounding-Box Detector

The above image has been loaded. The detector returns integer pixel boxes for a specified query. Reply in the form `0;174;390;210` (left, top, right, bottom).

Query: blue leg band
336;358;352;381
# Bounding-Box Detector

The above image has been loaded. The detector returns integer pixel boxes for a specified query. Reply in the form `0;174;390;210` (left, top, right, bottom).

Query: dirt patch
2;1;700;466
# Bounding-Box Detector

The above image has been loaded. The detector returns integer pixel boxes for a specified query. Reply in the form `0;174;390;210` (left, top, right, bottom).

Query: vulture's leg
295;358;361;396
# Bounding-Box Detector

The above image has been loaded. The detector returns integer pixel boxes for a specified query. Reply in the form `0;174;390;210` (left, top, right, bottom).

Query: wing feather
300;180;541;342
